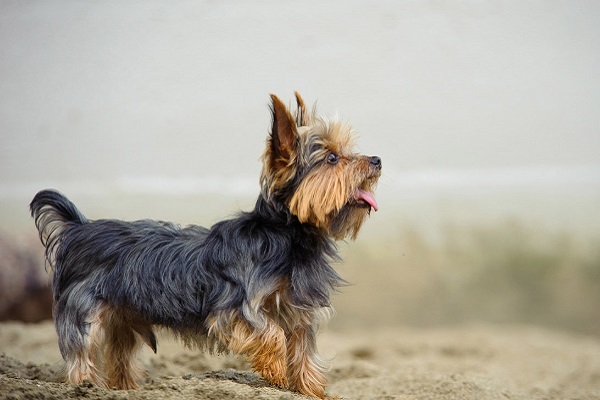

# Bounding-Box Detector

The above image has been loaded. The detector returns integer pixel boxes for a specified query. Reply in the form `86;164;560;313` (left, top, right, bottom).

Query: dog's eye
327;153;339;165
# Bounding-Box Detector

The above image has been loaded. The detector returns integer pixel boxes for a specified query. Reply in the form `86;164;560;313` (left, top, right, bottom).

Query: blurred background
1;1;599;335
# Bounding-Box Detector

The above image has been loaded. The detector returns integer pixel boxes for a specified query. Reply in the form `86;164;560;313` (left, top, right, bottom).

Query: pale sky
1;1;599;234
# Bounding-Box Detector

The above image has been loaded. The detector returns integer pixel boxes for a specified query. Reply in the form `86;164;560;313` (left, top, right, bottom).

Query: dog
30;92;381;398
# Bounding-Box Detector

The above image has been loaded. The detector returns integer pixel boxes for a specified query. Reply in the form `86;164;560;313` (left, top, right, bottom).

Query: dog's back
30;189;217;325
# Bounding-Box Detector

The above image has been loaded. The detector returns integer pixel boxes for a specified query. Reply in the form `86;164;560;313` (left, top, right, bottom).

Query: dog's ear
269;94;297;165
294;91;308;127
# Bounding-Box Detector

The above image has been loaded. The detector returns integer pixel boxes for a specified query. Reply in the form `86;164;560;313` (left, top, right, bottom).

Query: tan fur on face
289;120;360;225
261;94;380;240
291;119;379;239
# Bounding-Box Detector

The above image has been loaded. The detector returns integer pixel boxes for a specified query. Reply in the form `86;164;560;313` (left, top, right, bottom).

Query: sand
1;321;599;399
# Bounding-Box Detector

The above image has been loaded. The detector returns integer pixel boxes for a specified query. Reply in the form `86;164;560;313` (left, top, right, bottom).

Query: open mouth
352;189;378;212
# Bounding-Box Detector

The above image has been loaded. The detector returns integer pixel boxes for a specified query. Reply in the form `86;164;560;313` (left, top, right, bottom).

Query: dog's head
260;93;381;240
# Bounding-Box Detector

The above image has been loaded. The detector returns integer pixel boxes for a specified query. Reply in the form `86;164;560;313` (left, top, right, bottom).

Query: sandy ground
1;321;600;399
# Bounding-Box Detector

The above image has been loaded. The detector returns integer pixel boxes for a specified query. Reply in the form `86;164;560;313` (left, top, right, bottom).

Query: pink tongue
355;189;378;212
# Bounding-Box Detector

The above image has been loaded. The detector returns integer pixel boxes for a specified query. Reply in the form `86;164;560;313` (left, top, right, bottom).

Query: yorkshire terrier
30;93;381;399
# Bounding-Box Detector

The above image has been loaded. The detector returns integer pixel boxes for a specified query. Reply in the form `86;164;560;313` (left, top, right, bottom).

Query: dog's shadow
183;368;269;388
181;371;336;399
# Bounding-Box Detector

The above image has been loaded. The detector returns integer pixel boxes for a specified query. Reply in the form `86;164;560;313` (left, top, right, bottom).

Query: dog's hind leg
101;308;145;390
54;290;107;387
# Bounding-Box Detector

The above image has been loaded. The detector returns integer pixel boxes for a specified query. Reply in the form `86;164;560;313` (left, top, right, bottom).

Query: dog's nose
369;156;382;170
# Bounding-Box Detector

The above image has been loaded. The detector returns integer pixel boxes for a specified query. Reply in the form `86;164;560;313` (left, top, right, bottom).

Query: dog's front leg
212;310;289;389
286;323;328;399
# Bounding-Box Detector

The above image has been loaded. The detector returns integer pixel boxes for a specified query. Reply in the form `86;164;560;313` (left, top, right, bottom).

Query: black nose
369;156;382;170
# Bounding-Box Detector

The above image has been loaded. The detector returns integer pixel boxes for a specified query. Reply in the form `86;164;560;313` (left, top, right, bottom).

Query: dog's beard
326;203;370;240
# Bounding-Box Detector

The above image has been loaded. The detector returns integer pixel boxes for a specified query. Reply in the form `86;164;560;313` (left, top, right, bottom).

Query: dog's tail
30;189;88;267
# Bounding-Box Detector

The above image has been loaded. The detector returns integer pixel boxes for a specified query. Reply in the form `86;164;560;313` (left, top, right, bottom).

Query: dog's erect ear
269;94;297;163
294;91;308;127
